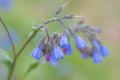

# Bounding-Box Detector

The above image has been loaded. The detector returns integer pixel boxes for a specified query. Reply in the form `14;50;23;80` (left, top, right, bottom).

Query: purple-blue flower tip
50;54;59;66
60;34;73;55
31;46;42;60
53;46;64;59
100;45;110;57
60;34;69;48
75;35;87;49
63;44;72;55
93;51;102;64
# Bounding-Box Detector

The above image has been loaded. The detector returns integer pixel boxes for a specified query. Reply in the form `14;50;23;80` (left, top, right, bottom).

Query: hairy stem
0;16;16;57
57;19;74;36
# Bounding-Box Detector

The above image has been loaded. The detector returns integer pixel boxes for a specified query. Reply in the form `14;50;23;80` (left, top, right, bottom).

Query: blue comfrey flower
60;34;69;48
50;53;59;66
93;39;110;58
0;0;13;11
63;44;72;55
100;45;110;57
92;51;102;64
31;46;42;60
60;34;72;55
53;46;64;59
74;35;87;49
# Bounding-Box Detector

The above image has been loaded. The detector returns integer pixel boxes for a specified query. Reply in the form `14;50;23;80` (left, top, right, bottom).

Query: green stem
6;57;17;80
0;16;16;57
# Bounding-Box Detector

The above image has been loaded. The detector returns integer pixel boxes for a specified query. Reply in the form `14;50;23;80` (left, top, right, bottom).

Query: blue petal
31;46;42;60
60;34;69;48
100;45;110;57
93;40;110;58
65;44;72;55
75;36;87;49
93;51;102;64
50;54;59;66
53;46;64;59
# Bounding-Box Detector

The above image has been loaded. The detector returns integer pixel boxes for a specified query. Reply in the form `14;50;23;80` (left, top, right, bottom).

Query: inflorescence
30;2;110;66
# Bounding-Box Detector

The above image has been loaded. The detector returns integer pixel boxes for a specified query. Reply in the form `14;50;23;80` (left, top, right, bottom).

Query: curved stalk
0;16;16;57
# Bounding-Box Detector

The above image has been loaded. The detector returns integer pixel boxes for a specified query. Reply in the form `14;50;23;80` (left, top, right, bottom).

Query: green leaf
0;48;13;63
0;48;13;69
24;62;39;77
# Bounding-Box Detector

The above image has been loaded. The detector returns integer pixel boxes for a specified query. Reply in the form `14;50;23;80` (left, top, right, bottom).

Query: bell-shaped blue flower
50;53;59;66
92;51;102;64
60;34;69;48
53;46;64;59
31;46;42;60
63;44;72;55
93;39;110;58
60;34;72;55
100;45;110;57
74;35;87;49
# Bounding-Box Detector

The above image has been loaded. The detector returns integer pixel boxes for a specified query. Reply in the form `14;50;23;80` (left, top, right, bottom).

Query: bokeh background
0;0;120;80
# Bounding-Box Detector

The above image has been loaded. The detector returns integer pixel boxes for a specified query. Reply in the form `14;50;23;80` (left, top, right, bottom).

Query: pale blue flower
93;39;110;58
60;34;69;48
92;51;102;64
31;46;42;60
50;53;59;66
63;44;72;55
100;45;110;57
74;35;87;49
60;34;72;55
53;46;64;59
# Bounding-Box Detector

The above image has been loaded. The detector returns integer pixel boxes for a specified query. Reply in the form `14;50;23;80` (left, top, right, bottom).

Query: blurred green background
0;0;120;80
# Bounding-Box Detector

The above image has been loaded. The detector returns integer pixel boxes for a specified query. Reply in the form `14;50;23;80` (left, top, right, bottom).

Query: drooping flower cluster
91;39;110;64
72;21;110;64
30;18;109;66
31;33;65;66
